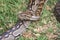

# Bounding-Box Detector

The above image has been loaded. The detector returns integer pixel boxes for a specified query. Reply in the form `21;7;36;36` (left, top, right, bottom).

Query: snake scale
54;1;60;23
0;0;48;40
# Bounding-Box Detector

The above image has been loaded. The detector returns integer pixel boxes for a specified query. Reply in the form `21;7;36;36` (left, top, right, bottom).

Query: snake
54;1;60;23
18;0;48;21
0;0;48;40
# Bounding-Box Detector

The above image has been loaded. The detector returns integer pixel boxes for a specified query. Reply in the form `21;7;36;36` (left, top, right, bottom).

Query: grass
0;0;60;40
0;0;28;34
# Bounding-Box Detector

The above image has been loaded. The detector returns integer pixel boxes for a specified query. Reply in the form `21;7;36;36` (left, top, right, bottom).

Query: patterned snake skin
18;0;48;20
54;1;60;22
0;0;48;40
0;21;31;40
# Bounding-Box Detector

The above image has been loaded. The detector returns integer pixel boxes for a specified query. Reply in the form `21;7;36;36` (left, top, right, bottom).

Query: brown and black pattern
18;0;47;21
35;0;46;16
54;1;60;22
0;0;48;40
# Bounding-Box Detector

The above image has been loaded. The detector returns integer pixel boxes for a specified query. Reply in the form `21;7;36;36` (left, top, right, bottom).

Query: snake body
0;0;47;40
0;21;31;40
18;0;48;21
54;1;60;22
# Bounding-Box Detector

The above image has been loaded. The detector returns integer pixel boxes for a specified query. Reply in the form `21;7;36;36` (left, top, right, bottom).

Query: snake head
18;10;40;21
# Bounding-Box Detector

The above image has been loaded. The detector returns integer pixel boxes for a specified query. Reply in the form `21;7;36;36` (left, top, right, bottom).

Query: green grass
0;0;28;34
0;0;60;40
18;0;59;40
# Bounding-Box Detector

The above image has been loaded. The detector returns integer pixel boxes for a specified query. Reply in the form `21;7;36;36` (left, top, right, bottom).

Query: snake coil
0;0;47;40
